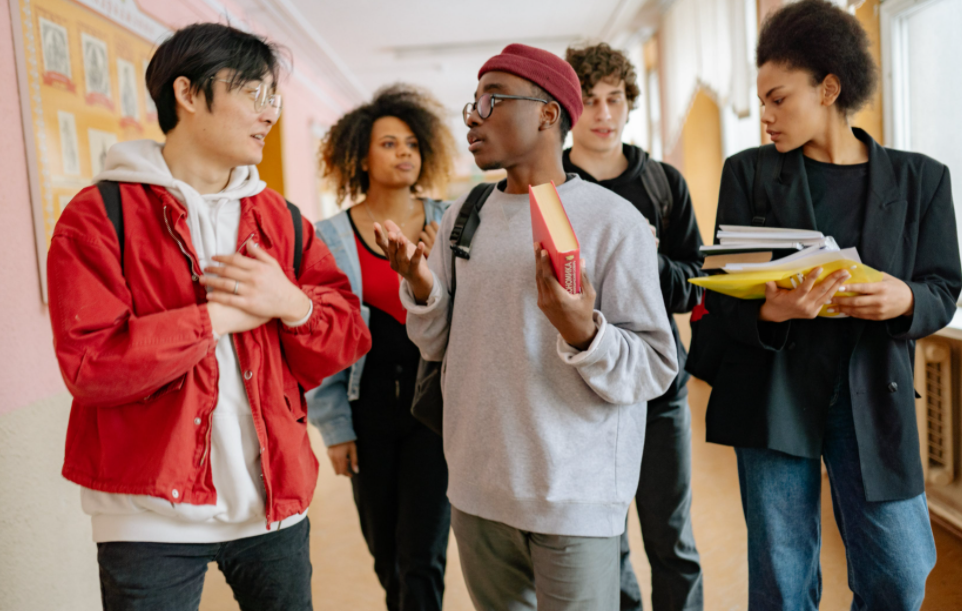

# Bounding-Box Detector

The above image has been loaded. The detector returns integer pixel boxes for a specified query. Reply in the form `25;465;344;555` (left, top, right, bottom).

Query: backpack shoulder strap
97;180;124;268
449;181;497;261
751;145;782;227
447;181;498;301
640;156;674;233
286;200;303;276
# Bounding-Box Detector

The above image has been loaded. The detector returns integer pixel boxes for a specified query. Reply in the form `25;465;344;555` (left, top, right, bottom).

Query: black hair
146;23;288;134
756;0;877;115
320;84;456;204
529;83;572;144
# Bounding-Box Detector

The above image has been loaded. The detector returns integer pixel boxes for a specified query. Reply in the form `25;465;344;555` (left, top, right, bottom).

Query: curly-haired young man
563;42;704;611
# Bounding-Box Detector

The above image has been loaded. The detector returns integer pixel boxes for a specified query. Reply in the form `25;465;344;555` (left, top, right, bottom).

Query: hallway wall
680;90;725;243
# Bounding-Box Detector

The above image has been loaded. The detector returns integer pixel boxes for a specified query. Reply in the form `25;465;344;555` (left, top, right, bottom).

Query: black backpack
639;153;674;235
96;181;303;275
684;145;781;385
410;181;497;435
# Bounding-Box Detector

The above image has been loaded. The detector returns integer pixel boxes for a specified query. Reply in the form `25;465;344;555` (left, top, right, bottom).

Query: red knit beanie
478;44;583;126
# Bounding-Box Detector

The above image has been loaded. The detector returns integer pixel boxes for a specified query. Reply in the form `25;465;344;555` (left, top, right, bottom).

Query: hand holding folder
689;242;884;318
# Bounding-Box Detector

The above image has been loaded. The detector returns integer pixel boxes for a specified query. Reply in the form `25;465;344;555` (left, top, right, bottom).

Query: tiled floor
199;379;962;610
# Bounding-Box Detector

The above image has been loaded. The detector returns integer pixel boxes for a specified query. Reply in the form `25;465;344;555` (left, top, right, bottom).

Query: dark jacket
564;144;704;405
706;129;961;502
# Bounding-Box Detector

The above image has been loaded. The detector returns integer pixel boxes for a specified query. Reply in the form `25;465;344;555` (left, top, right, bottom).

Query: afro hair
757;0;878;114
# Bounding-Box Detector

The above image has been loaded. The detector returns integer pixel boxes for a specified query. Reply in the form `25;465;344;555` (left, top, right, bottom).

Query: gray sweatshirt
401;175;677;537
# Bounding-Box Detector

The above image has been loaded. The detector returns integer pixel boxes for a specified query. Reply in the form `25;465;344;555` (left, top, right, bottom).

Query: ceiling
236;0;660;160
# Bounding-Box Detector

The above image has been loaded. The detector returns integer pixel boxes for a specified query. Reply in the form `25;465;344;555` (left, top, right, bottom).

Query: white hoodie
81;140;307;543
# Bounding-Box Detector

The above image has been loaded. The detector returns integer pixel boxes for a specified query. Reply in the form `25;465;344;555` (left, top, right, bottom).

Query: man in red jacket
46;23;370;610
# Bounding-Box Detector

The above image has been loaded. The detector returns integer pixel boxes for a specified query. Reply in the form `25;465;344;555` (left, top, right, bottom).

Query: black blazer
706;129;961;502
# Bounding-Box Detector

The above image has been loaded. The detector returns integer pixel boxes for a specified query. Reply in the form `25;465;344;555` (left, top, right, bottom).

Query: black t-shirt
805;156;868;250
803;156;870;403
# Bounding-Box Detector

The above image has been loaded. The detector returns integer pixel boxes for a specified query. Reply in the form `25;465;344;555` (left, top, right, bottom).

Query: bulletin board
10;0;170;300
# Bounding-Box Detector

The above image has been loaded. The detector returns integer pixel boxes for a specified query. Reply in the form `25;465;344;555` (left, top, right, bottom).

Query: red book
529;181;581;294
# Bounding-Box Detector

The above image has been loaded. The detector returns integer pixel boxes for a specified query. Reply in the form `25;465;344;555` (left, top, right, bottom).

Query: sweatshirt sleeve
557;222;678;405
401;199;460;361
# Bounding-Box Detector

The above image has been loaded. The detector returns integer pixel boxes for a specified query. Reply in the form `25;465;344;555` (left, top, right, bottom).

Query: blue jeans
735;377;936;611
97;518;312;611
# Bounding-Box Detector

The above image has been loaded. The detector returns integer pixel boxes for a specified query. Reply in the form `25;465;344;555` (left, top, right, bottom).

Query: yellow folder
689;259;884;318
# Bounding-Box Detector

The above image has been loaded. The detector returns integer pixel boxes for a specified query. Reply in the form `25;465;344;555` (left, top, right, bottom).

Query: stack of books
701;226;838;268
691;225;881;318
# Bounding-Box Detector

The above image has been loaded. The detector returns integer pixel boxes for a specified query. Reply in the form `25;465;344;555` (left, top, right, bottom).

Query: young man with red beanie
564;43;704;611
46;24;370;609
376;44;678;610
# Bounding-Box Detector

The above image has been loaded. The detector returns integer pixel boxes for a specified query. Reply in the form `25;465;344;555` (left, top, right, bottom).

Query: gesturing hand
200;241;311;324
419;221;440;257
830;273;914;320
327;441;359;478
373;220;434;303
758;267;852;323
534;244;598;351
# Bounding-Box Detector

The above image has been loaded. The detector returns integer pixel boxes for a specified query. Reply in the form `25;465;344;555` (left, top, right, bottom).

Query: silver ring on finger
233;280;240;295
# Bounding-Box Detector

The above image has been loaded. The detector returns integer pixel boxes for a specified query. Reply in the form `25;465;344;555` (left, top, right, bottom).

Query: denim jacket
307;199;450;447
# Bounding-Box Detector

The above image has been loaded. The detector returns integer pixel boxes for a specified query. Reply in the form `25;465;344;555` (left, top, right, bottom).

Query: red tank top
355;232;407;325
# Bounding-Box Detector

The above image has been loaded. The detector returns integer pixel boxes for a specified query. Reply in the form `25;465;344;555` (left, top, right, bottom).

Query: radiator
915;336;962;531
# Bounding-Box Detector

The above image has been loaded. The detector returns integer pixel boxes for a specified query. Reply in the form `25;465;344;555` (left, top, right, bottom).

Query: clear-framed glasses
213;78;283;117
462;93;549;126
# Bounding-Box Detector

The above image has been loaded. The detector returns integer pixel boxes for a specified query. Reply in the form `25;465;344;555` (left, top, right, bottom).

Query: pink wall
1;0;67;413
0;0;349;413
280;77;346;221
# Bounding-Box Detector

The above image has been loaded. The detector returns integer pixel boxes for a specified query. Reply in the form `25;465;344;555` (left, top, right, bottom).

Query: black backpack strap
285;200;303;276
751;145;782;226
449;181;498;261
448;181;498;302
97;181;124;268
640;155;674;234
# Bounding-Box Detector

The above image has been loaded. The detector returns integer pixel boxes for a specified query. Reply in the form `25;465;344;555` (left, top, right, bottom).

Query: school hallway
197;377;962;611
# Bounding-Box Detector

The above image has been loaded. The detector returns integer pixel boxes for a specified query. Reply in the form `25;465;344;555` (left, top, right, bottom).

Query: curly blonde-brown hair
319;84;456;204
565;43;641;110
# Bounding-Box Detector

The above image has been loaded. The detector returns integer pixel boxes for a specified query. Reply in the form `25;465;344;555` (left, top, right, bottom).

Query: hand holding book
534;245;597;351
829;272;915;320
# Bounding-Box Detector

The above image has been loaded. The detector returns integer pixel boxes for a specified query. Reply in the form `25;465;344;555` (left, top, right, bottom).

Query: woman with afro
308;84;456;611
702;0;960;608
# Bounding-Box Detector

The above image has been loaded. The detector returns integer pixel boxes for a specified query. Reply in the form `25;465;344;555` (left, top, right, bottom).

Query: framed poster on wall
9;0;169;300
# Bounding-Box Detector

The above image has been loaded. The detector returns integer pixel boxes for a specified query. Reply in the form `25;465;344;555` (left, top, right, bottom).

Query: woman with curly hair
307;84;456;611
704;1;960;608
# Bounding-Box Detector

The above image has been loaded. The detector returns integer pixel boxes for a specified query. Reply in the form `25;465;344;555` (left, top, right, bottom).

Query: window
882;0;962;258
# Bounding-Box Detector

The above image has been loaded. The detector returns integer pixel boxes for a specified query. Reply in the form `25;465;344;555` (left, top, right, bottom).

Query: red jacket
48;183;371;524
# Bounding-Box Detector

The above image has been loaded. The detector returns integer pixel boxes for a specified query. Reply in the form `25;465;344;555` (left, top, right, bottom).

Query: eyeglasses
213;78;282;117
462;93;549;126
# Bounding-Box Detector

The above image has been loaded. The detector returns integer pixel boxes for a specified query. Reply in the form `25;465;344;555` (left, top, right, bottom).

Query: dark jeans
621;392;704;611
97;517;312;611
735;374;936;611
351;388;450;611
